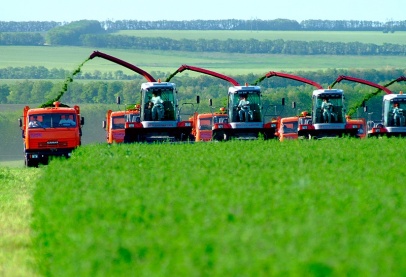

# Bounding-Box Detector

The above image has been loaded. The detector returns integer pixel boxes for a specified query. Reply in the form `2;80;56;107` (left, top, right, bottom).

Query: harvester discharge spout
89;51;156;82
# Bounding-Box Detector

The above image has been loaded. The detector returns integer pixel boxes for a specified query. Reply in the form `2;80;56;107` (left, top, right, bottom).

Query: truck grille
38;141;68;148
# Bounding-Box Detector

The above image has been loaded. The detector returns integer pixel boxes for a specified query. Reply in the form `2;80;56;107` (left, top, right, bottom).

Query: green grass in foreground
32;139;406;276
0;167;40;277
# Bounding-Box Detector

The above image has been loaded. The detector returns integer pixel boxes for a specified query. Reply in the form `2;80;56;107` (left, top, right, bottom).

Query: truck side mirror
196;95;200;104
292;102;296;109
364;106;368;113
102;120;106;129
81;117;85;126
281;98;285;106
116;96;121;105
209;99;213;106
18;118;22;128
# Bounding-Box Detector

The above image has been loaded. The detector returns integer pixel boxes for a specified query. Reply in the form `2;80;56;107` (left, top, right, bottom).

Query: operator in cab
321;98;333;123
28;115;42;128
237;95;251;122
392;103;404;126
151;92;164;120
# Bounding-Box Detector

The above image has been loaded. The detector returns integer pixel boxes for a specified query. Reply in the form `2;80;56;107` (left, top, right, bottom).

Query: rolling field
1;45;406;76
115;30;406;45
22;138;406;276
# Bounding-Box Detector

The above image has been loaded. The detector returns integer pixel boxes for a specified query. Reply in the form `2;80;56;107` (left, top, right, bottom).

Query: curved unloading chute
252;71;323;89
330;75;392;94
330;75;394;116
89;51;156;82
165;64;240;86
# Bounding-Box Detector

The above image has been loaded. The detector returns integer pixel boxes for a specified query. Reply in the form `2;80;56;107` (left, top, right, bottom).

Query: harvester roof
141;81;176;90
228;85;261;95
312;89;343;98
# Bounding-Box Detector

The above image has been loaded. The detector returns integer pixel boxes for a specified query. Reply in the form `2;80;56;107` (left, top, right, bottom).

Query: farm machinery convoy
87;51;406;142
254;73;396;140
17;49;406;165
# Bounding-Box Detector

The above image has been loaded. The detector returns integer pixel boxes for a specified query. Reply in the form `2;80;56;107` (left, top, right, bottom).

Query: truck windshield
282;121;298;134
28;113;76;128
111;115;125;129
199;118;212;130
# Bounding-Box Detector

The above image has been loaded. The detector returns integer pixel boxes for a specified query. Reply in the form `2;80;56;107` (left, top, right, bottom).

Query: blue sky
1;0;403;22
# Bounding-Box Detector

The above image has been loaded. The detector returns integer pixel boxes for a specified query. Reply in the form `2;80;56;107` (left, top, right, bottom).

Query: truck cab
190;111;228;141
279;116;299;141
104;109;140;143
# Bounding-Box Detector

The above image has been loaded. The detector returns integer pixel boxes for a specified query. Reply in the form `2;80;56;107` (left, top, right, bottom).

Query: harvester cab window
143;88;176;121
229;91;262;123
385;101;405;127
314;95;344;124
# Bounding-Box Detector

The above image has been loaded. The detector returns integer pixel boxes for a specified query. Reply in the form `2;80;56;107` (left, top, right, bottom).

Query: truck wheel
25;157;36;167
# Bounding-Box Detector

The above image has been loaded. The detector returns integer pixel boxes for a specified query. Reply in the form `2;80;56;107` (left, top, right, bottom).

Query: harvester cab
219;84;274;140
89;51;194;143
380;93;406;130
361;76;406;137
329;75;398;138
166;65;275;141
298;88;357;139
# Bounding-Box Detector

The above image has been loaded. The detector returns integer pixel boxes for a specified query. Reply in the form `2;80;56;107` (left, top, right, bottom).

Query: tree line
3;32;405;56
1;19;404;32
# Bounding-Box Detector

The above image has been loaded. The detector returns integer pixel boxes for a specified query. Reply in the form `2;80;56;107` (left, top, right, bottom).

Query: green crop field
0;166;39;277
1;45;406;76
115;30;406;45
4;138;398;276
